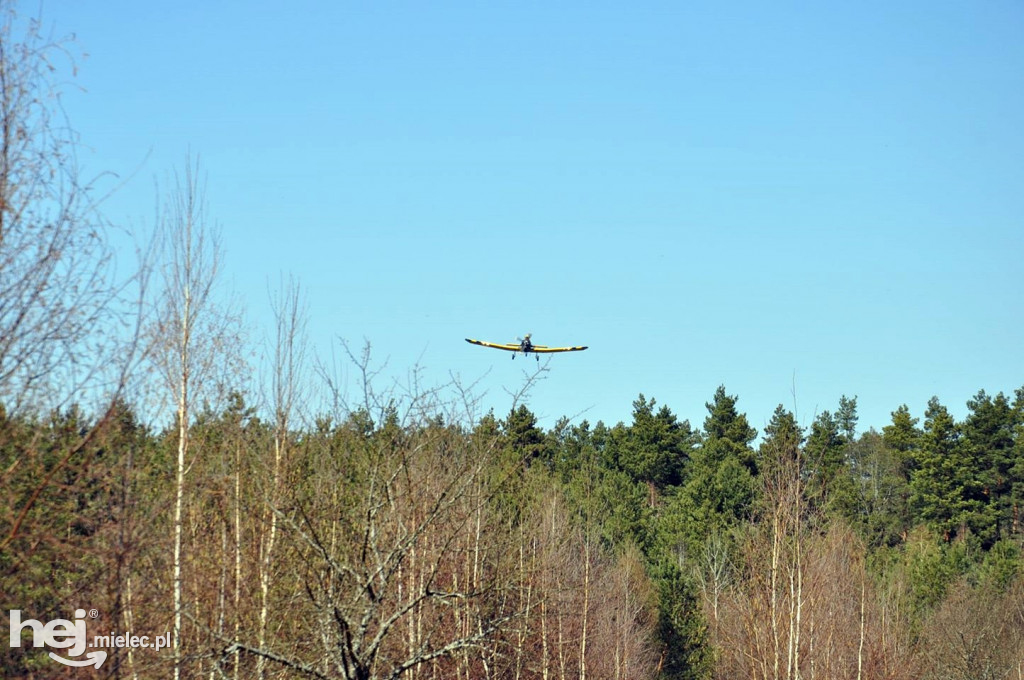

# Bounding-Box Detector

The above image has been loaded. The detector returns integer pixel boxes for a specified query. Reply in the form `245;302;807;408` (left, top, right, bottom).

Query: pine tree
503;404;547;464
837;395;859;443
804;405;859;520
614;394;697;495
653;564;713;680
962;390;1017;541
670;387;757;558
757;405;804;480
911;397;987;542
1010;387;1024;535
701;386;758;474
882;403;922;480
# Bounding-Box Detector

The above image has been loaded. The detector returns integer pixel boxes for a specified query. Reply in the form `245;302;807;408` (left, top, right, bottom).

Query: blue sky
43;0;1024;435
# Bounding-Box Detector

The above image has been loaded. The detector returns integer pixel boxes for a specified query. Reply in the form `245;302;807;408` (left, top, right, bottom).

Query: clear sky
41;0;1024;435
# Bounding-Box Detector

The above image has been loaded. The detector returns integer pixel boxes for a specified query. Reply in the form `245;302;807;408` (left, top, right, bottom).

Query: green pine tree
653;564;712;680
962;390;1017;542
670;387;757;557
883;403;922;480
614;394;697;493
1010;387;1024;536
804;405;859;520
911;397;987;542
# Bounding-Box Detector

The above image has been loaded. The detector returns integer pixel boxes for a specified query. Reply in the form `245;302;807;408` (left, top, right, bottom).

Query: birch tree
255;276;308;679
151;157;233;680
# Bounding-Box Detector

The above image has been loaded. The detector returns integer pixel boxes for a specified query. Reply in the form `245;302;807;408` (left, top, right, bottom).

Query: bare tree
917;576;1024;680
591;545;657;680
255;275;309;679
229;428;510;679
150;156;238;680
0;3;134;412
0;8;158;679
218;347;525;680
0;0;150;553
694;528;734;643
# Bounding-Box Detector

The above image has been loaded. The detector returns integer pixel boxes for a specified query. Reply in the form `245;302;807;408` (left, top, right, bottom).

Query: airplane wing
465;338;521;351
531;345;588;353
466;338;588;353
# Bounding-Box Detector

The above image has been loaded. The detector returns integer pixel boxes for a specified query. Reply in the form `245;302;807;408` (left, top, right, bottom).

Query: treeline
4;381;1024;678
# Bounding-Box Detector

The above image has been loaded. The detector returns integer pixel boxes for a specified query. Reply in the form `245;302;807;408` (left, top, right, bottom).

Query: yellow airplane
465;334;588;361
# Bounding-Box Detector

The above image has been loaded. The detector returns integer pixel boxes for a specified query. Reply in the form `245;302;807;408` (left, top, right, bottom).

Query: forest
3;3;1024;679
5;367;1024;679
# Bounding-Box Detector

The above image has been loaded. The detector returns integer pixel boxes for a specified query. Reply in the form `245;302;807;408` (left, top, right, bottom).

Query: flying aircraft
465;334;588;361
